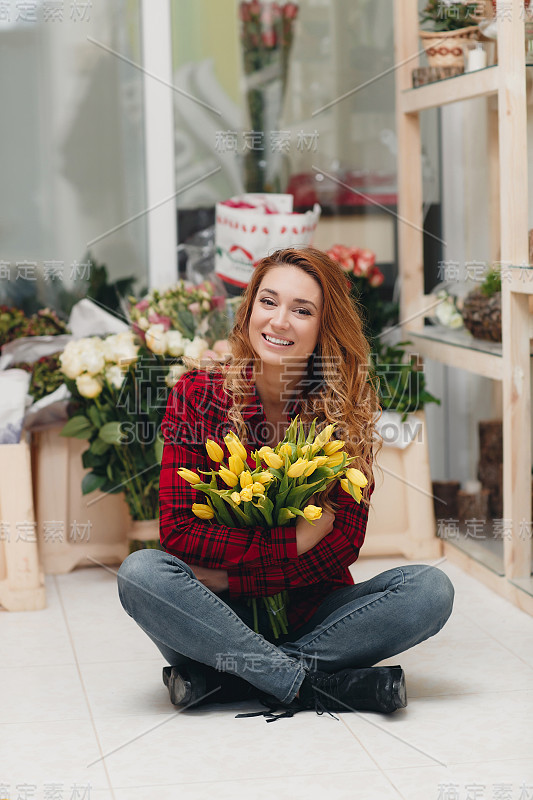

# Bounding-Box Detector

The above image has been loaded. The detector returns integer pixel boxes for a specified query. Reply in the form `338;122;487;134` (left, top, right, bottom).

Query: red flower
249;0;261;16
239;1;251;21
261;29;277;47
271;2;282;20
354;248;376;276
327;244;355;272
283;1;299;20
368;266;385;288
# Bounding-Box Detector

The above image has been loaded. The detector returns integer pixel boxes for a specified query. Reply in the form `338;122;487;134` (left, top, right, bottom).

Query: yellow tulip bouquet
177;416;368;639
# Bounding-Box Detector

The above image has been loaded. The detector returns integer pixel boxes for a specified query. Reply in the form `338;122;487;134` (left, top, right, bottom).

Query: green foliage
372;340;441;422
480;267;502;298
419;0;480;31
60;346;172;520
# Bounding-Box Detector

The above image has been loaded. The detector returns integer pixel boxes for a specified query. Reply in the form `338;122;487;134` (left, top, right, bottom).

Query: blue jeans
117;549;454;705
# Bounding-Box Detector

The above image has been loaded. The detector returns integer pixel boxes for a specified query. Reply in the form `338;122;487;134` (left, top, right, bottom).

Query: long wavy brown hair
193;246;382;511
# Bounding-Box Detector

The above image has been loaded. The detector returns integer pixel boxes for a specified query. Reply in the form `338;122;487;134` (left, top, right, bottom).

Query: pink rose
135;299;150;312
147;311;172;330
355;248;376;276
283;1;299;20
239;1;251;21
249;0;261;16
211;295;226;310
327;245;354;272
213;339;231;356
368;267;385;288
261;29;277;48
188;302;201;314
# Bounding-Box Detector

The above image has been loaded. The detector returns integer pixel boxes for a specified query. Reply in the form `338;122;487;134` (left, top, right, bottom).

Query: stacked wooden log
477;419;503;518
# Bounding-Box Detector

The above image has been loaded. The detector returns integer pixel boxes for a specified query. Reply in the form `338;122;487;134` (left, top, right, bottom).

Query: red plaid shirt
159;369;372;631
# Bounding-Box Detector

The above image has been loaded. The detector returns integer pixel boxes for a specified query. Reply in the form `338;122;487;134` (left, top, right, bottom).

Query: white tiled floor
2;557;533;800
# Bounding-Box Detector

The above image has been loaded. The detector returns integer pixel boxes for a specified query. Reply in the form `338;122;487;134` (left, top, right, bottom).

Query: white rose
78;338;106;376
104;332;139;365
165;362;188;388
60;341;84;379
183;336;209;360
76;372;103;399
166;330;185;357
105;364;125;389
145;324;168;355
138;317;149;331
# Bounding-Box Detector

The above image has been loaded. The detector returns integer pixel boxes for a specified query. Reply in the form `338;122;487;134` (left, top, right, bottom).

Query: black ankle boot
162;664;259;708
236;666;407;722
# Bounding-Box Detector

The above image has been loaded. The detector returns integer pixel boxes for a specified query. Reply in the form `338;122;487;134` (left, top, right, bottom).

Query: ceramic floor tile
56;569;161;664
111;771;401;800
376;634;533;698
384;757;533;800
342;690;533;769
93;710;377;788
0;577;76;668
0;664;90;724
0;719;110;790
80;659;171;718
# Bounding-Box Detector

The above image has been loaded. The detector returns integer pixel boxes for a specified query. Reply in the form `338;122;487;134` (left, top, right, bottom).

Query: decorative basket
419;25;479;68
461;289;501;342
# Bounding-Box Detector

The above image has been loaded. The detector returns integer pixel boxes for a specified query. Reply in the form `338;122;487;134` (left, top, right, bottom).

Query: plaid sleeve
226;482;371;598
159;373;298;569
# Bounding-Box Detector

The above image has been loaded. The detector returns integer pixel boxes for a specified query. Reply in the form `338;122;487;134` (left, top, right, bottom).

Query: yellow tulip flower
240;486;253;503
298;444;312;457
205;439;224;462
326;452;345;468
252;482;265;495
341;478;363;503
192;503;214;520
240;470;253;488
312;455;329;467
312;423;335;451
303;505;323;521
340;478;350;494
287;458;308;478
255;471;273;484
224;431;248;461
279;443;292;457
218;466;239;488
346;468;368;488
258;445;274;458
323;440;344;456
228;454;245;476
262;451;284;469
176;468;201;485
303;460;318;477
230;491;241;505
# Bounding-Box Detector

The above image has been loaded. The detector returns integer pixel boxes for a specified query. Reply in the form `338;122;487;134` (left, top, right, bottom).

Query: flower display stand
0;442;46;611
363;411;442;559
31;426;130;574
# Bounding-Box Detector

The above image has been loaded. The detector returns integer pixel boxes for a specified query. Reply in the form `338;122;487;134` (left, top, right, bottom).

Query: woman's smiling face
248;265;323;369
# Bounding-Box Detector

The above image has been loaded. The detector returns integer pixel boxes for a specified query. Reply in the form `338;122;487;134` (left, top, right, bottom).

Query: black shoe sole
162;666;196;706
391;666;407;711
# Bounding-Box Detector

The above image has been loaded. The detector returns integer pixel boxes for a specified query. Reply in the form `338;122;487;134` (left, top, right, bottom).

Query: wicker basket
419;25;480;68
461;289;501;342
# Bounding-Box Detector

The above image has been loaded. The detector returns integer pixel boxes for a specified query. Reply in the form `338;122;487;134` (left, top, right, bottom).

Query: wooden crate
363;410;442;559
0;441;46;611
31;427;130;574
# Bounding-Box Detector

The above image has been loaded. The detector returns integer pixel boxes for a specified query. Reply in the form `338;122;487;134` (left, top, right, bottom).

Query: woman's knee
408;564;455;628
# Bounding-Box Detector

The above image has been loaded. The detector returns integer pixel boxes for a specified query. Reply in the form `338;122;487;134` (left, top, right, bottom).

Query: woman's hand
191;565;229;594
295;500;335;556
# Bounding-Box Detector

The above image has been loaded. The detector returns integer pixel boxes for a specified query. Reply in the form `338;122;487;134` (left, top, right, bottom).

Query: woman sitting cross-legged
117;246;454;721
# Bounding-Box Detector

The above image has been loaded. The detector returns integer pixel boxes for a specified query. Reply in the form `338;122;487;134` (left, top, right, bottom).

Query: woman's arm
225;484;371;597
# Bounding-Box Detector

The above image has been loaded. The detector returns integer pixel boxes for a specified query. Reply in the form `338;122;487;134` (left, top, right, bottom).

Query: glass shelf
413;324;505;356
403;63;498;93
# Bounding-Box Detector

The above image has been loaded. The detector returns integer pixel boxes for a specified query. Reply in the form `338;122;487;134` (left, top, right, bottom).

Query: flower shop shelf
400;65;499;114
406;324;508;381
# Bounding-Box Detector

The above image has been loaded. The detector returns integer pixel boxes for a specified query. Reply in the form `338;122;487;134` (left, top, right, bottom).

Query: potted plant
419;0;483;68
461;266;501;342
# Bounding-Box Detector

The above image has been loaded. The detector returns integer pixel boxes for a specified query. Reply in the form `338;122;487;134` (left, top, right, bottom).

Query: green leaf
90;437;111;456
87;405;101;428
81;472;106;495
99;421;125;445
154;432;164;465
61;415;94;439
305;419;316;445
